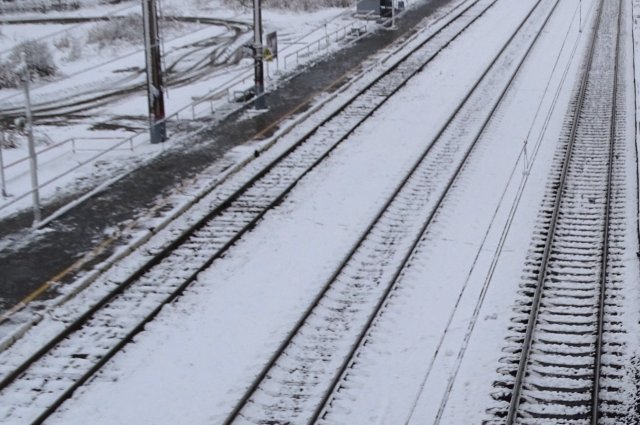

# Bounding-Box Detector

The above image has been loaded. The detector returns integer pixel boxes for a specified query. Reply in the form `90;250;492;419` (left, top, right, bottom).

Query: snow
0;0;370;221
317;0;594;423
1;0;639;423
38;0;597;423
45;13;492;423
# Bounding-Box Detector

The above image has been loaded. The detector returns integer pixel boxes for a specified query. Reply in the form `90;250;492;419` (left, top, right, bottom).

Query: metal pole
253;0;265;109
22;54;41;224
579;0;582;33
142;0;166;143
0;131;6;198
391;0;396;29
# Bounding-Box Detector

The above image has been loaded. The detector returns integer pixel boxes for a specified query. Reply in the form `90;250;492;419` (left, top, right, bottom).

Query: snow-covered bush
0;40;57;88
53;35;71;49
10;39;57;78
1;130;20;149
87;14;143;48
54;34;83;61
67;36;83;61
0;61;19;89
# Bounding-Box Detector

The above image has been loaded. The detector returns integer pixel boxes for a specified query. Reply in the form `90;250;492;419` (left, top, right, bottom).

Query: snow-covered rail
219;0;564;423
490;0;627;423
0;1;502;424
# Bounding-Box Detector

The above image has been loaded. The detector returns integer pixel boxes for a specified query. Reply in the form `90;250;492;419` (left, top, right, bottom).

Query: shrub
67;36;83;61
87;14;143;48
54;35;71;49
54;34;83;61
0;61;19;89
9;39;57;79
1;130;20;149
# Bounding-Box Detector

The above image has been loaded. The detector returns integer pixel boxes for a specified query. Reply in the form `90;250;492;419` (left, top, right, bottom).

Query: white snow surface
317;0;592;423
2;0;639;423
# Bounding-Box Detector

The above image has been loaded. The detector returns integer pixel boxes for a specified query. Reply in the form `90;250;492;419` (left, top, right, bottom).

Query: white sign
266;31;278;61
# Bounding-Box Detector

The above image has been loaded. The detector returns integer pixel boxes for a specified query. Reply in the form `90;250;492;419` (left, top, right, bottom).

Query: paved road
0;0;453;313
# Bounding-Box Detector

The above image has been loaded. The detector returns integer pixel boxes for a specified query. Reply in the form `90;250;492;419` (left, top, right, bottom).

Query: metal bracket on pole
22;53;41;224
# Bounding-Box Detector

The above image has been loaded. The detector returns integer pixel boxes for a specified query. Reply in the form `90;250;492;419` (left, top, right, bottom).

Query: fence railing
2;136;130;172
180;19;370;120
0;132;147;214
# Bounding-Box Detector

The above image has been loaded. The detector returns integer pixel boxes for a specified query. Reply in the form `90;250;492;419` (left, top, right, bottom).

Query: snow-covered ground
0;0;375;222
318;0;592;422
8;0;629;423
1;0;639;423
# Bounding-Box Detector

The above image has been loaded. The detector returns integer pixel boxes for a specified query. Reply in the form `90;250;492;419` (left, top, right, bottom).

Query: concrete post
22;54;41;224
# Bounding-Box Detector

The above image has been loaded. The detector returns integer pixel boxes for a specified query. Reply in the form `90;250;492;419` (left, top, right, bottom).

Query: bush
54;34;83;61
87;14;143;48
0;39;57;88
0;61;19;89
1;130;20;149
9;39;57;79
53;35;71;49
0;40;57;88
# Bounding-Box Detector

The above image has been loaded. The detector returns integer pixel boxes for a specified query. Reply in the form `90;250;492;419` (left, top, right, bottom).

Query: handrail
168;18;370;122
3;136;126;171
0;132;145;212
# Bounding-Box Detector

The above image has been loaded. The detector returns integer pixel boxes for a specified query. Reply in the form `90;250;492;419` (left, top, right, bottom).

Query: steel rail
590;1;622;423
315;0;562;423
0;1;495;424
504;0;616;422
220;0;557;423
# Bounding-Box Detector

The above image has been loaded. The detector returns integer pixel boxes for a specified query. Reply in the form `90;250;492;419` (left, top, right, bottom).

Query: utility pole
253;0;266;109
142;0;166;143
22;53;41;224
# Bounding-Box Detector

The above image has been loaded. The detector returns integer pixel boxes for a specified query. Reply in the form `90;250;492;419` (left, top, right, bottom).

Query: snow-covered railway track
0;1;503;424
219;1;563;423
491;0;627;423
